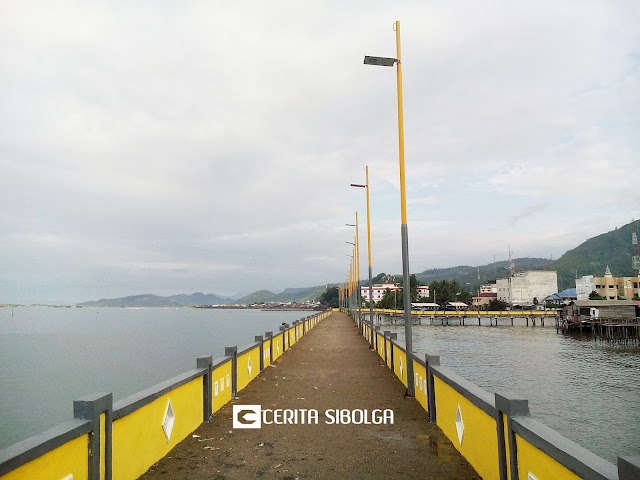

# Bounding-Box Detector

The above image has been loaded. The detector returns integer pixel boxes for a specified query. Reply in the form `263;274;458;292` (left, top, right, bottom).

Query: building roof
568;300;637;307
544;288;577;301
411;302;440;307
448;301;468;307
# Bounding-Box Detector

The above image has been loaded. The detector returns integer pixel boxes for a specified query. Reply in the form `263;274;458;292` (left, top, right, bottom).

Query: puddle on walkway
416;433;454;463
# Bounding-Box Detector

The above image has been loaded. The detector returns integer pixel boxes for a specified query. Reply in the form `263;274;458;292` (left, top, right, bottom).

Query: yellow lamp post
346;213;362;325
346;237;358;320
351;166;374;348
364;20;415;397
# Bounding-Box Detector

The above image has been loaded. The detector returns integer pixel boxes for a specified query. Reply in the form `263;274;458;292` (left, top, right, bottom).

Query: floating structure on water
561;300;640;342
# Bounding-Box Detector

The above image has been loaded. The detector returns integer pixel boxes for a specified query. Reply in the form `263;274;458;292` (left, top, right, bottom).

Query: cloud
1;0;639;303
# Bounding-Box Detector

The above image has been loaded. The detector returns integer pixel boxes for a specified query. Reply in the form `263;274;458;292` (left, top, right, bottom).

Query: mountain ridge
76;220;638;306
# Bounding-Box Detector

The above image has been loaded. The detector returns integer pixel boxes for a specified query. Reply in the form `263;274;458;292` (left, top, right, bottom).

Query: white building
497;271;558;305
360;282;429;302
480;283;497;294
417;285;430;298
575;275;595;300
472;283;498;307
360;282;400;303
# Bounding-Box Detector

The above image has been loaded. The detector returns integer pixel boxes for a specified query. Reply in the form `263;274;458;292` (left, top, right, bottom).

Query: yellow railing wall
392;345;408;387
0;434;89;480
515;435;583;480
263;338;271;368
433;376;499;480
112;377;202;480
100;413;106;480
377;331;385;359
367;308;557;317
413;360;428;412
237;346;261;392
273;333;284;361
212;360;232;413
503;413;511;480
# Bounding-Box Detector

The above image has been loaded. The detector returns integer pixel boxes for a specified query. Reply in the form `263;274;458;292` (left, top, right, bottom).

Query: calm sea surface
381;316;640;463
0;306;317;449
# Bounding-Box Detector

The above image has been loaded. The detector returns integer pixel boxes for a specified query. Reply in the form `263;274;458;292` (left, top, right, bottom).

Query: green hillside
168;292;232;305
550;221;637;290
234;285;327;304
413;258;554;293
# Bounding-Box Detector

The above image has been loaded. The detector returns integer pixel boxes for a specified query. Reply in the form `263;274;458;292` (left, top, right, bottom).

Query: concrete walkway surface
139;312;480;479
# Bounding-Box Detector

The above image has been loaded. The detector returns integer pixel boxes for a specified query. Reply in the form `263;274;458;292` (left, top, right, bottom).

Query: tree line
319;276;476;309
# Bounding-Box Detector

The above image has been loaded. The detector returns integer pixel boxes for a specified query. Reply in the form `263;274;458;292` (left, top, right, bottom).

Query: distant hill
411;221;638;292
76;287;327;307
550;221;637;290
233;285;327;304
413;258;554;292
76;221;638;307
78;294;181;307
167;292;232;306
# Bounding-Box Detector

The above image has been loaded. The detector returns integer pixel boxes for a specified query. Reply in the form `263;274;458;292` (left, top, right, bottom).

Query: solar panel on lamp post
364;20;414;397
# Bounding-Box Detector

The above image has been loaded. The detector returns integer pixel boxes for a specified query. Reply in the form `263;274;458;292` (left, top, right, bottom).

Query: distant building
480;283;497;294
561;300;638;323
472;283;497;307
411;302;439;311
497;271;558;306
447;301;469;311
360;282;429;302
591;266;640;300
543;288;577;305
575;275;595;300
417;285;430;298
360;282;400;303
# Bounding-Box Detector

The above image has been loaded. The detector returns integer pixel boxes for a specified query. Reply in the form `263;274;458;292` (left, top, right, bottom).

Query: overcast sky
1;1;639;304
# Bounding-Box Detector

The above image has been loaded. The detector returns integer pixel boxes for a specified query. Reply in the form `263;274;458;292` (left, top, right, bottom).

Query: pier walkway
139;312;479;479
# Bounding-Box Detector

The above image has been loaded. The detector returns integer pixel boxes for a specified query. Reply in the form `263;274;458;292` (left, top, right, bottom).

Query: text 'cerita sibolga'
233;405;394;428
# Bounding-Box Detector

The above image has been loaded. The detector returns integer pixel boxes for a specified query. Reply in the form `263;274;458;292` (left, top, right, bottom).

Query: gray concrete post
495;392;530;480
400;223;415;397
225;346;238;398
618;456;640;480
425;354;440;423
197;356;213;422
255;336;264;372
374;326;380;351
383;330;390;364
368;265;374;349
73;392;113;480
389;333;397;375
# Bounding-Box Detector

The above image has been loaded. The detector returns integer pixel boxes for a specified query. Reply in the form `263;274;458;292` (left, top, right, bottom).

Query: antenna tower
632;218;640;275
508;245;515;276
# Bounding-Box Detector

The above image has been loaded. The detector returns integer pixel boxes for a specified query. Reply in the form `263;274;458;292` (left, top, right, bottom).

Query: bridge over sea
1;310;638;480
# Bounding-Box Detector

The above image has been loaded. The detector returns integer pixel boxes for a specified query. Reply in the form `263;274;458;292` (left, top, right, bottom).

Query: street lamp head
364;55;397;67
346;241;355;245
345;223;356;227
350;183;366;188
